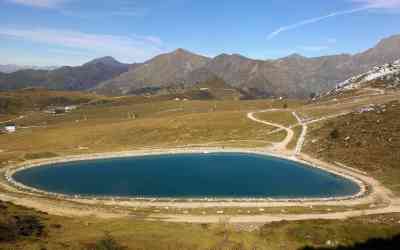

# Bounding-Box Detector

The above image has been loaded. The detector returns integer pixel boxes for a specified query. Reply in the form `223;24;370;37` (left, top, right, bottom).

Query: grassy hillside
0;96;302;166
0;89;104;114
1;200;400;250
304;100;400;194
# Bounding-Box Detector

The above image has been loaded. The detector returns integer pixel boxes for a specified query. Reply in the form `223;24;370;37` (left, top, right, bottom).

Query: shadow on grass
300;234;400;250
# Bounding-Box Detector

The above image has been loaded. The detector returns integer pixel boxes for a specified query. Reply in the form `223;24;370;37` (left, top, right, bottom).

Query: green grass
0;99;295;166
304;100;400;194
2;90;400;249
2;200;400;250
254;110;298;127
24;152;59;160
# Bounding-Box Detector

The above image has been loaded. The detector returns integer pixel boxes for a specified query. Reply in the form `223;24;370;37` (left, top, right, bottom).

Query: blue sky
1;0;400;66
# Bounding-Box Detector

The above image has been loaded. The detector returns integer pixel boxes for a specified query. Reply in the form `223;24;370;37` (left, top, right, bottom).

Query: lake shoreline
0;147;395;222
9;150;363;201
3;148;374;203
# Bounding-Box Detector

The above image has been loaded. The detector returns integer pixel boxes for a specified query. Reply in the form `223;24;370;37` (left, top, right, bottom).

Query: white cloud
6;0;67;8
267;7;368;40
267;0;400;40
352;0;400;8
0;27;165;62
5;0;148;17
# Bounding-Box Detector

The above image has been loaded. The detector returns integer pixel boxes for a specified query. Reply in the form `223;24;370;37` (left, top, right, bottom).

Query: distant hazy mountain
96;34;400;98
2;34;400;98
0;64;58;73
0;57;130;90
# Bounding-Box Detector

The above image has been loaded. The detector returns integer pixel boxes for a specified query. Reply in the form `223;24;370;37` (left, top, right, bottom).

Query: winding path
247;110;294;152
0;107;399;224
292;112;307;155
248;109;352;156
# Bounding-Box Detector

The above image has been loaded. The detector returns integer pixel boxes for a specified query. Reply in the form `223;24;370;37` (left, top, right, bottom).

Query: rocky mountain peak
85;56;125;67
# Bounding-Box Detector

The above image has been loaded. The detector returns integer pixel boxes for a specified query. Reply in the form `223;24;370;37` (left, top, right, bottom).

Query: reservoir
13;153;360;199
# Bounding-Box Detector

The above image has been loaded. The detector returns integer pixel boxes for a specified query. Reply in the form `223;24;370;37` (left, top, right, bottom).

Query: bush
301;234;400;250
330;129;339;139
0;215;45;242
24;152;59;160
0;221;17;242
83;233;127;250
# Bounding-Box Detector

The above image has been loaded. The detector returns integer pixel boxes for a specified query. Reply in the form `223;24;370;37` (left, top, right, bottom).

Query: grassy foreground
1;200;400;250
1;89;400;249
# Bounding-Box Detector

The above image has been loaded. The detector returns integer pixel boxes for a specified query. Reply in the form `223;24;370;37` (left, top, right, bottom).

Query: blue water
13;153;360;199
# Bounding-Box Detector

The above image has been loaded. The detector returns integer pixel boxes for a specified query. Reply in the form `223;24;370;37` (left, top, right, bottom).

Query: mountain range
0;64;58;74
1;34;400;98
0;57;130;91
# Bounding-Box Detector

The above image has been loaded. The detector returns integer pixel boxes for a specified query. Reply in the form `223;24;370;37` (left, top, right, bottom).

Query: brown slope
97;34;400;98
95;49;210;95
0;57;131;91
204;35;400;98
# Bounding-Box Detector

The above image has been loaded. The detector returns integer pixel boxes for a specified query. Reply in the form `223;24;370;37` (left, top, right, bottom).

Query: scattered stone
217;210;224;214
259;208;265;212
326;240;333;246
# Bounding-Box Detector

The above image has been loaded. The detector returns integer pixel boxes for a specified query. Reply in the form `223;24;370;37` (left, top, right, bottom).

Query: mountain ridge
1;34;400;98
0;57;130;91
97;34;400;97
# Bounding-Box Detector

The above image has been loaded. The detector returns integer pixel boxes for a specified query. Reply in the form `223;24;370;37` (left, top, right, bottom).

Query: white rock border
3;148;368;204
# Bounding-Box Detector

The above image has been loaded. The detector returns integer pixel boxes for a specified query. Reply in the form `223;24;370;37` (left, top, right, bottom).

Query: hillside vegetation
1;199;400;250
0;89;103;114
304;100;400;194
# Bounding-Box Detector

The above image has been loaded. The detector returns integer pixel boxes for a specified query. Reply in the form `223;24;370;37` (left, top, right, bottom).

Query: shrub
330;129;339;139
24;152;59;160
0;215;45;242
83;233;127;250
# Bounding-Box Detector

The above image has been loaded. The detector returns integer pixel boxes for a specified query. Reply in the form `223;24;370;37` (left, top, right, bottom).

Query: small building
4;123;16;133
65;105;78;112
45;105;77;115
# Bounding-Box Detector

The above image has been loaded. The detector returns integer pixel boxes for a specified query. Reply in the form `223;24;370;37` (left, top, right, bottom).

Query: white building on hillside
4;124;16;133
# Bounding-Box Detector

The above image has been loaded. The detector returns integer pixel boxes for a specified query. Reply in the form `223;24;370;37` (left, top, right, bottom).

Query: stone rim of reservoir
10;152;363;201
